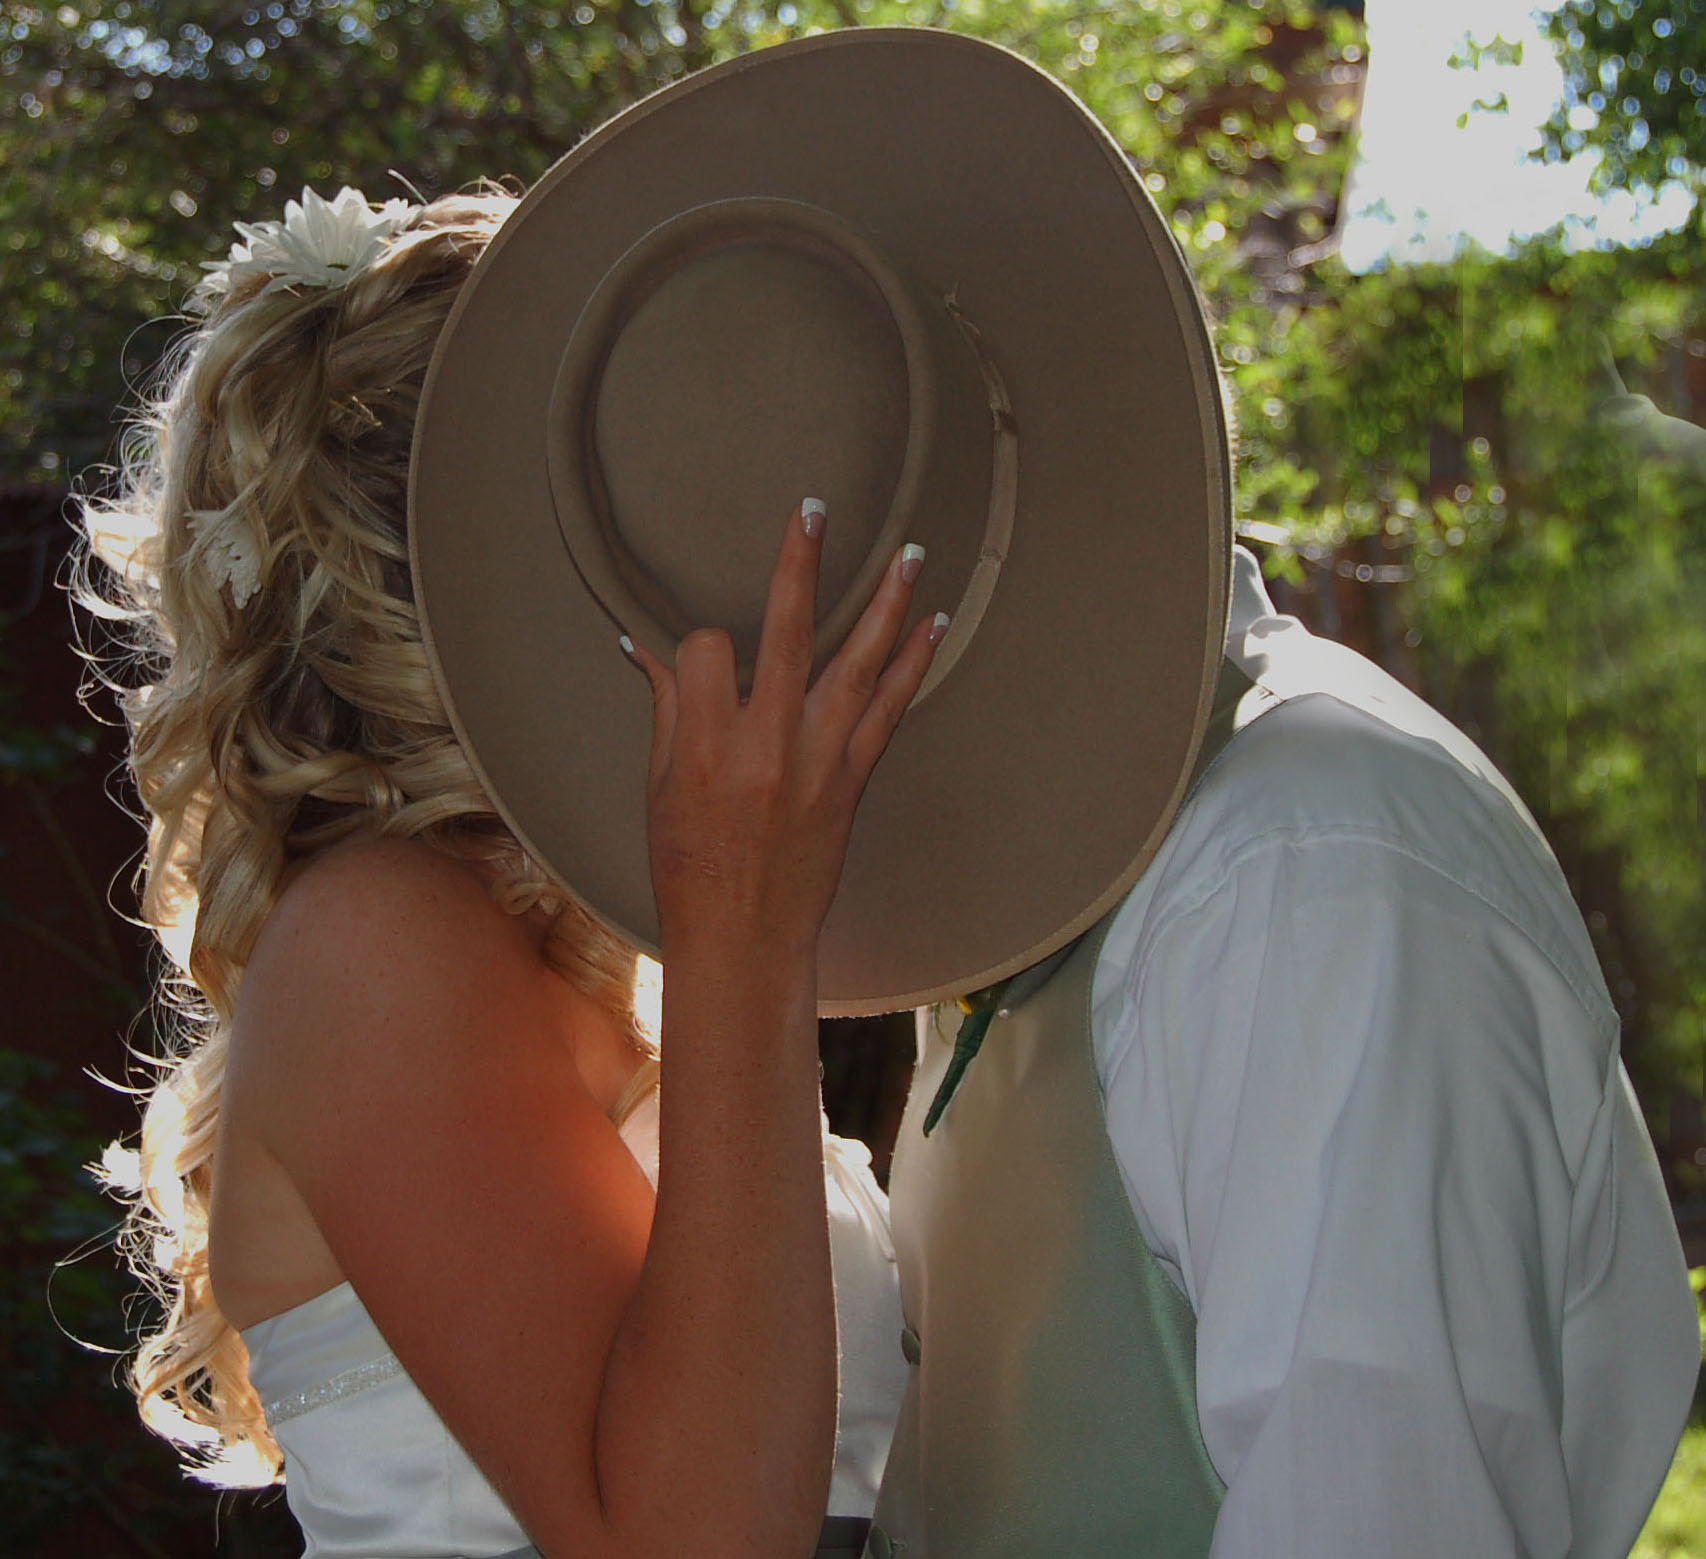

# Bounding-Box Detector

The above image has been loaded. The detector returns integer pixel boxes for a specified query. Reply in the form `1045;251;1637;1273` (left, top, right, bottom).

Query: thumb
622;633;677;787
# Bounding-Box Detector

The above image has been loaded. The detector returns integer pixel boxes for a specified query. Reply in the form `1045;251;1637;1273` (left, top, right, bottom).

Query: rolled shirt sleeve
1092;698;1697;1558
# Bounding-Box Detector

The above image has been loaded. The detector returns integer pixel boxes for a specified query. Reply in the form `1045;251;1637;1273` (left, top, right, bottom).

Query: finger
807;541;927;740
748;497;827;724
671;626;741;744
844;610;949;782
622;633;678;788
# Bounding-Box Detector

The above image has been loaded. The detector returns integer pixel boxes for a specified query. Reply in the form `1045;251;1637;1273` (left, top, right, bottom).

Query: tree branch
0;904;124;988
24;779;127;977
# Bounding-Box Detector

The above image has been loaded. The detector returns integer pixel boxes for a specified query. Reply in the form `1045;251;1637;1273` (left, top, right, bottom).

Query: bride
79;183;942;1557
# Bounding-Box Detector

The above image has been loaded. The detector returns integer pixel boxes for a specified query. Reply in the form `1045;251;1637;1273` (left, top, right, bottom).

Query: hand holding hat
627;499;948;964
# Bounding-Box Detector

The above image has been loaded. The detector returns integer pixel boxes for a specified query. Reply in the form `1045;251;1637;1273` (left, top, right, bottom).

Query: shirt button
900;1325;921;1366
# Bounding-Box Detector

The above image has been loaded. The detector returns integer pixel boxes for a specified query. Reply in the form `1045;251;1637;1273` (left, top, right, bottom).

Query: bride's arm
230;502;938;1558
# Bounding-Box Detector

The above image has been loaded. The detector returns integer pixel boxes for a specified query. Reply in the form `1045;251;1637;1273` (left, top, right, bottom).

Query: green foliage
1636;1421;1706;1559
1419;245;1704;1132
0;0;720;481
1541;0;1706;211
1228;259;1460;555
1;0;1360;483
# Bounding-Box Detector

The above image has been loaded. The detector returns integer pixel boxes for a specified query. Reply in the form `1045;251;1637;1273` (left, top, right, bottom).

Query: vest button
868;1525;897;1558
900;1324;921;1366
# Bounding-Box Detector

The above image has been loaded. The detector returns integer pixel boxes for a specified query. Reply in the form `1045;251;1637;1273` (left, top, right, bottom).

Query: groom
867;522;1700;1553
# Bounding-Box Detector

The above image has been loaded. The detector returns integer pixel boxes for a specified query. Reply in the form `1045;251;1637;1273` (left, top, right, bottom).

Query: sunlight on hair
634;953;663;1051
155;899;196;973
96;1138;143;1195
208;1436;284;1488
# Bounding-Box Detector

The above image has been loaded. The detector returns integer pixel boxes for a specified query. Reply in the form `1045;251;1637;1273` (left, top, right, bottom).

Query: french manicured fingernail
899;543;926;584
801;497;827;538
618;633;636;658
928;611;951;645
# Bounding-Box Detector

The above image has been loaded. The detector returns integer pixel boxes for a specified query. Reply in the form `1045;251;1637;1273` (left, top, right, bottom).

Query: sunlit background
1344;0;1694;266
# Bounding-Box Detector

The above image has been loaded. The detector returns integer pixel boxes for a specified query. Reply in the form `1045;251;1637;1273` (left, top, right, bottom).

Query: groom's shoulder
1189;623;1533;858
1143;620;1604;1002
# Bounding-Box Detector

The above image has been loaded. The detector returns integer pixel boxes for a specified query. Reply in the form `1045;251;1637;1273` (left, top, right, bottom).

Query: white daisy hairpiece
193;185;418;308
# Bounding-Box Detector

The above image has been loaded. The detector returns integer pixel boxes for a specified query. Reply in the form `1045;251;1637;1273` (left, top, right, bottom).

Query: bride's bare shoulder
238;837;545;1065
263;835;500;945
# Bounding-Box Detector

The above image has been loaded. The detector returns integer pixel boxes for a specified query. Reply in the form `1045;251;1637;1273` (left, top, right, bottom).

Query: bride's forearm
592;936;836;1559
575;501;938;1557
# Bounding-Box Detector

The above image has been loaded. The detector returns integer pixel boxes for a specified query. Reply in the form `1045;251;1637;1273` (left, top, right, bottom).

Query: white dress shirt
1090;548;1697;1557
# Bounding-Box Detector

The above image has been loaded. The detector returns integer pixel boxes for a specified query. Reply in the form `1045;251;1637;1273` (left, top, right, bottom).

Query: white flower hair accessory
187;505;265;609
194;185;417;307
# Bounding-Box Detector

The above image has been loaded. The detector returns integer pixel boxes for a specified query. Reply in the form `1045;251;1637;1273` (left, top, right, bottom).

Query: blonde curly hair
75;188;659;1487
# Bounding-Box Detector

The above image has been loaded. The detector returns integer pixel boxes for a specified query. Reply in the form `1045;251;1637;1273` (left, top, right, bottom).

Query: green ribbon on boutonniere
921;938;1082;1136
920;983;1007;1136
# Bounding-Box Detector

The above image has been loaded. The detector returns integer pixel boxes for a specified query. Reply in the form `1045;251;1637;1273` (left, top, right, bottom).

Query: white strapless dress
241;1092;908;1557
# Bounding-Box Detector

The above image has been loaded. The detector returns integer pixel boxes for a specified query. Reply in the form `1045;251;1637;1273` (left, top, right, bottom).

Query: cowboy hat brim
410;27;1230;1015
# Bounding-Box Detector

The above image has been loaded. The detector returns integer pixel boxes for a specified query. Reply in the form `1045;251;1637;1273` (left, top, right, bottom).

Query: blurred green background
1;0;1701;1552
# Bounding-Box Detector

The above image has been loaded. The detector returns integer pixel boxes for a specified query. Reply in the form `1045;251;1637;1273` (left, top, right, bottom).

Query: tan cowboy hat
409;26;1231;1016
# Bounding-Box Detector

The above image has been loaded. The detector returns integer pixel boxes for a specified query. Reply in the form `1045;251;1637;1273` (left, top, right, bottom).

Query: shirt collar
1226;544;1277;646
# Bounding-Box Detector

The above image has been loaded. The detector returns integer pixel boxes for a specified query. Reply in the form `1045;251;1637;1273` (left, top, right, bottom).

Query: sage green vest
867;664;1271;1558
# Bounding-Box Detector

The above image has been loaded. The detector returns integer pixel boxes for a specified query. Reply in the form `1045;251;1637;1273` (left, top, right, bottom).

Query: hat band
913;287;1017;708
545;195;1015;699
